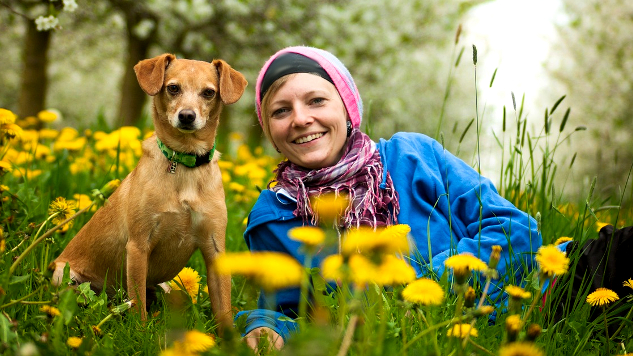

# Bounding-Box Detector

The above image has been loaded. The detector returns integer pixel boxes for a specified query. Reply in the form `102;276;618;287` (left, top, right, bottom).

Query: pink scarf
270;129;399;228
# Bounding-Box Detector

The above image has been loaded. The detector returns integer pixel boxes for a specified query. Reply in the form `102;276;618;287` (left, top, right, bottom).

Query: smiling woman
236;46;548;352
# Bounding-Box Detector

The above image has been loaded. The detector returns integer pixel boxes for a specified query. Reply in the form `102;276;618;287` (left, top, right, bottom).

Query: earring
346;121;352;137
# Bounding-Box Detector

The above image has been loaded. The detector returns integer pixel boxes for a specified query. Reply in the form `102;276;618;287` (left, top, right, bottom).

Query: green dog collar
157;137;215;171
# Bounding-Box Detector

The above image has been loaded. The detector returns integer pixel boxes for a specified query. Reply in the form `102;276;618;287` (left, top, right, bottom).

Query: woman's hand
243;327;284;352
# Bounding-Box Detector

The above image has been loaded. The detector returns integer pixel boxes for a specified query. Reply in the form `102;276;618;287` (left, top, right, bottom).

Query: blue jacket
236;132;542;341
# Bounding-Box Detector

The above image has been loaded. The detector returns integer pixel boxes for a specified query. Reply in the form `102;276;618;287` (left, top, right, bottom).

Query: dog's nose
178;110;196;125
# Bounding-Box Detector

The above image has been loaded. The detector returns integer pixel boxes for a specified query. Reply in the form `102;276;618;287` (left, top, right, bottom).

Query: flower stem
337;314;359;356
0;285;45;309
603;306;610;355
298;252;313;326
8;204;94;277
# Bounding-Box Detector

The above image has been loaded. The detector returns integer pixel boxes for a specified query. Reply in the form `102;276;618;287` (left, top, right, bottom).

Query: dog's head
134;54;247;134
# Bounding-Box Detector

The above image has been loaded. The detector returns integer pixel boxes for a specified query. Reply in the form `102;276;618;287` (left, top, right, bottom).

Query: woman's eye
167;85;180;95
311;97;325;105
271;108;289;117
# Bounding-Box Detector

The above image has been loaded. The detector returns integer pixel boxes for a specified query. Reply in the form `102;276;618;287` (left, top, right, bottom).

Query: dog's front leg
200;221;232;331
126;239;149;321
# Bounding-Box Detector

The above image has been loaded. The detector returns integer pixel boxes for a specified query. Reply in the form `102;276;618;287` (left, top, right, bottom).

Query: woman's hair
259;73;295;145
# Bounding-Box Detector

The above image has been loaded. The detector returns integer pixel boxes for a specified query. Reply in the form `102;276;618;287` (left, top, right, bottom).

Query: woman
237;46;544;350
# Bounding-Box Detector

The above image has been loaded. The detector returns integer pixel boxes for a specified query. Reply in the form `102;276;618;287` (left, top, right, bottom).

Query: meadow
0;83;632;355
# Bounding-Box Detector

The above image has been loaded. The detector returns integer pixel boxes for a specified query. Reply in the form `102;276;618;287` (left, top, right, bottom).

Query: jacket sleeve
381;133;541;306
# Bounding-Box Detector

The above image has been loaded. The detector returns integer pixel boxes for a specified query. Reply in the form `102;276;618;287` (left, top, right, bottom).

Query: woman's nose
291;105;314;127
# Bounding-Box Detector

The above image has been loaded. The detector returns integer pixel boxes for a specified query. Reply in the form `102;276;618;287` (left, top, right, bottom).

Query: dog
50;53;247;326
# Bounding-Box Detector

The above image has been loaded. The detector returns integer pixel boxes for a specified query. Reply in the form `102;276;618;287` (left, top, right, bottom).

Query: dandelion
505;314;522;341
91;325;102;336
623;278;633;291
66;337;82;349
321;254;344;281
595;221;610;231
554;236;573;246
288;226;326;247
165;330;216;354
0;108;16;124
586;288;619;307
48;197;77;228
498;341;545;356
488;245;502;269
464;286;476;308
342;225;410;256
401;278;445;306
214;252;303;291
40;305;61;317
447;323;478;338
535;244;569;278
310;192;349;225
171;267;201;303
0;161;12;173
505;285;532;300
526;324;542;342
37;110;58;123
375;255;416;286
444;253;487;284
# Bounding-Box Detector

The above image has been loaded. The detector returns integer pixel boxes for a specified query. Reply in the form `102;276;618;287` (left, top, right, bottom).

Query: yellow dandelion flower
229;182;245;193
2;123;23;139
0;239;5;253
171;267;201;302
0;108;17;125
488;245;502;269
342;225;410;256
402;278;444;306
48;197;77;227
505;314;522;334
0;161;12;173
447;323;478;338
66;336;82;348
554;237;573;246
40;305;61;317
321;254;344;281
215;252;303;291
444;253;488;275
505;285;532;300
37;110;58;123
535;244;569;277
586;287;619;307
310;192;349;224
498;341;545;356
91;325;102;336
595;221;610;231
72;194;96;212
375;255;416;286
347;254;377;287
180;329;215;353
623;278;633;291
288;226;325;247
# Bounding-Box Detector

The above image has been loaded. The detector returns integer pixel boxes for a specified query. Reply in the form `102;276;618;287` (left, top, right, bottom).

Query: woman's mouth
294;132;324;144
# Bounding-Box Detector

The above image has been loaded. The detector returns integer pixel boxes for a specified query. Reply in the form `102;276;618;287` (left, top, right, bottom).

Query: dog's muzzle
178;109;196;130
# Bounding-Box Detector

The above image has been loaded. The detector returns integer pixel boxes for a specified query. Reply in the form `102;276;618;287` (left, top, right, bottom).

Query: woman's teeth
295;133;324;144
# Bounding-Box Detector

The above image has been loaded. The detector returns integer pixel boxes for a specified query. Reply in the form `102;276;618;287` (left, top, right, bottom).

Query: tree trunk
18;19;51;122
116;7;156;127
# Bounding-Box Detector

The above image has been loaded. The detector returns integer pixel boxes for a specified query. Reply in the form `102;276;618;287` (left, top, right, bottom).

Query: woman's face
267;73;348;170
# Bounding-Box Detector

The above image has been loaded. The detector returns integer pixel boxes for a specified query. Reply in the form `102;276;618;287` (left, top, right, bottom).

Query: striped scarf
270;129;399;228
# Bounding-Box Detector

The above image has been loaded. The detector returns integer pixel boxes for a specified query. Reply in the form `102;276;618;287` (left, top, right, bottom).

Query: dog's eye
166;85;180;95
202;89;216;98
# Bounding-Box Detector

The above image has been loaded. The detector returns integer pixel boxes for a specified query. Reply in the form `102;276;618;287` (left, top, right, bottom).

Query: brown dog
51;54;247;325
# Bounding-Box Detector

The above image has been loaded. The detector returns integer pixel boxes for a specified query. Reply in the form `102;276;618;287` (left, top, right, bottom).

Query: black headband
259;52;334;101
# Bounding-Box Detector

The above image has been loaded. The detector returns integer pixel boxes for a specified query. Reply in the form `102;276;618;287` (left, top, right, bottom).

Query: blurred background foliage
1;0;632;206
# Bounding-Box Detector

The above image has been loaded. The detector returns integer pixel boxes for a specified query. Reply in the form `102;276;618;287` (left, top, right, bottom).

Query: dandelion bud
473;305;494;317
472;44;478;65
488;245;502;269
464;287;476;308
91;325;102;336
92;179;121;206
526;323;541;341
535;212;541;233
112;299;135;315
505;314;521;342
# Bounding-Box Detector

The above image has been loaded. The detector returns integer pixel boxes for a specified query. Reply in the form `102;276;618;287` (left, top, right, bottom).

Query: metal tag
168;160;177;174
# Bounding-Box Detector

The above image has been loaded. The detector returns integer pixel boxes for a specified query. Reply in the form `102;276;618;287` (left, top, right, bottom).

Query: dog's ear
212;59;248;105
134;54;176;96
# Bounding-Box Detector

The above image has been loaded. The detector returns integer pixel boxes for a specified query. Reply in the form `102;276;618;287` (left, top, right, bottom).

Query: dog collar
157;138;215;172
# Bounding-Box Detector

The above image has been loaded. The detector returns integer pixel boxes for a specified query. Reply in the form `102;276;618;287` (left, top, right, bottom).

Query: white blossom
34;15;59;31
63;0;78;13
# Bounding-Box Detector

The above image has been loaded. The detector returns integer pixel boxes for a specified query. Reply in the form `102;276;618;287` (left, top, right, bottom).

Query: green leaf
58;288;79;325
9;274;30;285
0;313;16;343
